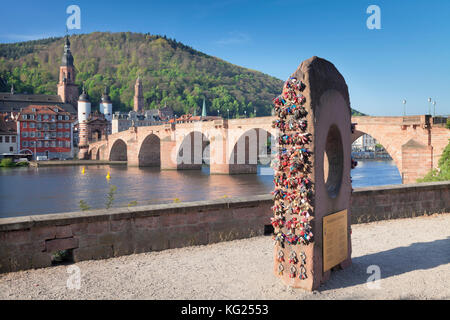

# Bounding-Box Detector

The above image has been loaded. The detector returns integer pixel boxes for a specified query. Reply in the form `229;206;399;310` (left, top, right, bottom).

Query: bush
418;141;450;182
0;158;15;167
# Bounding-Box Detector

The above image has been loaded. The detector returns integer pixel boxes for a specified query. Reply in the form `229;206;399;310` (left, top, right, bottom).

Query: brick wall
1;182;449;273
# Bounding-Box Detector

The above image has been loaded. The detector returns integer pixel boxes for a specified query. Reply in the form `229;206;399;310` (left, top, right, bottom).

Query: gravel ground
1;213;449;300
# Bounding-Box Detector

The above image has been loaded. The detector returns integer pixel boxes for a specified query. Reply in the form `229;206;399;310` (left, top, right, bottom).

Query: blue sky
1;0;449;116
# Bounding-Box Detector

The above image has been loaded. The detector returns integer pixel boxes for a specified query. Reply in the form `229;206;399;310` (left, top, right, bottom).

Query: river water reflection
0;160;401;218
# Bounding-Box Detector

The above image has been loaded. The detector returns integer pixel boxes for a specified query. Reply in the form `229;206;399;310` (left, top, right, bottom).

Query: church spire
202;98;207;117
61;35;74;67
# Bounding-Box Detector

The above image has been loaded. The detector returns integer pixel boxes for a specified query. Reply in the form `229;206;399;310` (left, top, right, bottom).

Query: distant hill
0;32;364;117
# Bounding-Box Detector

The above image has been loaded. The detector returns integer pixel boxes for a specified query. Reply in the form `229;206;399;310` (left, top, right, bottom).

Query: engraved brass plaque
323;209;348;272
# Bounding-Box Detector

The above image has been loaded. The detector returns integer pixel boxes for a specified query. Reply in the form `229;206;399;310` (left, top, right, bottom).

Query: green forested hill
0;32;363;117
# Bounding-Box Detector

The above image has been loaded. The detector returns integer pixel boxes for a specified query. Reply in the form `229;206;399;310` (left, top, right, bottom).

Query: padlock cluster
271;77;313;281
276;249;307;279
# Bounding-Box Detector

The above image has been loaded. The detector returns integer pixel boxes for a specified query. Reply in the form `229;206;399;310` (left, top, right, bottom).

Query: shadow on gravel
319;236;450;291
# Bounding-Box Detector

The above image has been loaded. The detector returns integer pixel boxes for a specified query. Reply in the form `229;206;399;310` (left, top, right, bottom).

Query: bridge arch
109;139;128;161
138;134;161;167
90;147;99;160
227;128;275;173
177;131;210;169
352;129;402;175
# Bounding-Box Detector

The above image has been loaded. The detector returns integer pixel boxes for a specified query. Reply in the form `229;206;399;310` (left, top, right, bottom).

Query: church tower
57;35;79;108
133;76;145;113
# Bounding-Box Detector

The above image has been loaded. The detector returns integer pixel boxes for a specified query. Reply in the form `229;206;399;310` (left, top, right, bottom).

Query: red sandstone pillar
272;57;352;291
160;139;177;170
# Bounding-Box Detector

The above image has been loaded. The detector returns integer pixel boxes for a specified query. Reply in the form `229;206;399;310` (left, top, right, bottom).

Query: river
0;160;401;218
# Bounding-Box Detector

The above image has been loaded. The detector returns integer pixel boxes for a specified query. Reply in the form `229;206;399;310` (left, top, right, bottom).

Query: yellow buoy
81;167;85;174
106;171;111;180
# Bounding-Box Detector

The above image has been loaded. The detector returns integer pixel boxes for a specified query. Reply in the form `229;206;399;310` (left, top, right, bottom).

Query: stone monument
272;56;352;291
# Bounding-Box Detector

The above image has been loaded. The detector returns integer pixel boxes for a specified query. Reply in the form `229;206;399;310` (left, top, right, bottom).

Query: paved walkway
1;213;449;299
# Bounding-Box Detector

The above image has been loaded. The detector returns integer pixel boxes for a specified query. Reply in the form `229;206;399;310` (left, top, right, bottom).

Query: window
64;132;70;138
22;115;27;120
51;141;56;147
58;123;63;129
51;115;56;121
30;132;35;138
36;132;41;138
37;123;42;129
57;132;63;138
37;141;42;148
65;141;71;148
37;115;41;121
43;115;49;120
58;116;62;120
22;132;28;138
30;122;35;128
0;136;2;143
44;141;49;147
22;141;28;147
30;115;35;120
44;124;49;130
23;122;27;128
31;108;36;112
11;136;16;143
64;123;70;129
30;141;36;147
54;108;59;113
5;136;9;143
65;115;69;120
9;147;13;152
50;124;56;130
58;141;63;147
51;132;56;138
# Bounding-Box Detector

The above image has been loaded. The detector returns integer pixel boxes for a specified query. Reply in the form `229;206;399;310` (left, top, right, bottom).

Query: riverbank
29;160;127;167
1;213;449;299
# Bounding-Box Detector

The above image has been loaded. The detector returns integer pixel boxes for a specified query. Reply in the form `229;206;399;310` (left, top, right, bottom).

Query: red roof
19;105;70;116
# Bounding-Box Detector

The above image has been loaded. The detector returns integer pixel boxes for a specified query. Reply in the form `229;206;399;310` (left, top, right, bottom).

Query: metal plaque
323;209;348;272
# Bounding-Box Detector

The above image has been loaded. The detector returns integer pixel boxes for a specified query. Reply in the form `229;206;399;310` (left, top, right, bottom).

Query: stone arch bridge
87;115;449;183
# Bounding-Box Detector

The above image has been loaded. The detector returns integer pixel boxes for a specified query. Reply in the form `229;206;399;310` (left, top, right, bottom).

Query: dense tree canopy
0;32;364;117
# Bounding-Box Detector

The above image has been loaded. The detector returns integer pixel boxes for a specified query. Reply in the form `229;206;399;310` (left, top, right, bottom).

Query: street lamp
227;109;229;119
433;101;436;116
428;97;432;115
244;110;247;118
254;108;256;117
402;99;407;116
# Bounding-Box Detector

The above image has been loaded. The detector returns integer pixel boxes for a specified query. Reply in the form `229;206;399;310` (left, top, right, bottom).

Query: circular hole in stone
323;124;344;198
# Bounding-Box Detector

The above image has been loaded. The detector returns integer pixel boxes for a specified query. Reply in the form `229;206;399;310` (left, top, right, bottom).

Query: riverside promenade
1;213;449;300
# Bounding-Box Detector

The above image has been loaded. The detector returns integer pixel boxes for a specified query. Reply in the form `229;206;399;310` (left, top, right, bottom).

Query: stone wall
350;181;449;223
1;182;449;273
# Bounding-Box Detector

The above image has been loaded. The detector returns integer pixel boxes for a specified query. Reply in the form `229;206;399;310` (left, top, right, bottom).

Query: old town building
17;105;76;159
0;113;18;154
